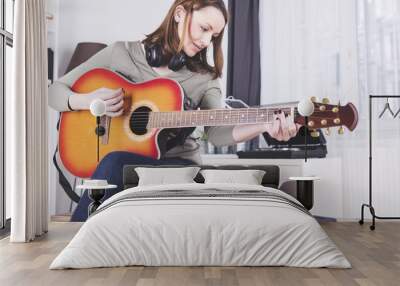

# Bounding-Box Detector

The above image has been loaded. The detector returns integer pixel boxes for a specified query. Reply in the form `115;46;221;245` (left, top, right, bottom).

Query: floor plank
0;222;399;286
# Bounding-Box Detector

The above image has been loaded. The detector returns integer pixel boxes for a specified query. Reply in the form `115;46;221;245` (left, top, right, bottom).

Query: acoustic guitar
59;68;358;178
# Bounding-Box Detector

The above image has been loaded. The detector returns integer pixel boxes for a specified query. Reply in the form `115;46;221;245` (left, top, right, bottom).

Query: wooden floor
0;222;399;286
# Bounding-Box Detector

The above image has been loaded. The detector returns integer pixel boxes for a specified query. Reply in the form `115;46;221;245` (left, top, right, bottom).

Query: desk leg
296;181;314;210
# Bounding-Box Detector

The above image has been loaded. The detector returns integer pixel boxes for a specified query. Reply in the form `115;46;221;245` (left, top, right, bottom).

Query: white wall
260;0;359;106
48;0;228;215
259;0;363;220
259;0;400;221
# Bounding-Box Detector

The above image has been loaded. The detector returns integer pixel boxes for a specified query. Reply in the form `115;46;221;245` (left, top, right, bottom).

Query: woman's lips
193;42;202;51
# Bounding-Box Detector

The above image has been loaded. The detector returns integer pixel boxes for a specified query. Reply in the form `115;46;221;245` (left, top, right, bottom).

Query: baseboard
314;216;337;222
51;214;72;222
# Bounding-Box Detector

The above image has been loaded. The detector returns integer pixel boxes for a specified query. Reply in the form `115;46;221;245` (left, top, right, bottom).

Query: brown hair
142;0;228;79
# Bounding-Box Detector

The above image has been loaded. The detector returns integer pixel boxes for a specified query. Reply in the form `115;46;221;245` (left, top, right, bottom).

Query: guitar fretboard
147;107;295;128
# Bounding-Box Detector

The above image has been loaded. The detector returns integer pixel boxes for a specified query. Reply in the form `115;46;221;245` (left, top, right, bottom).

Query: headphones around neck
145;44;187;72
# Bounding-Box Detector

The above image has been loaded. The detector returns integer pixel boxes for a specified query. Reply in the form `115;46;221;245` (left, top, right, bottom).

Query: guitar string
122;110;335;116
119;113;342;120
87;118;344;129
84;106;340;116
126;112;338;118
84;110;345;128
97;111;341;119
95;108;333;115
95;112;344;125
95;113;343;121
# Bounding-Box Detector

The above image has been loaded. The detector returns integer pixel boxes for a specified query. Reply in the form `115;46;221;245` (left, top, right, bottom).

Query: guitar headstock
294;98;359;135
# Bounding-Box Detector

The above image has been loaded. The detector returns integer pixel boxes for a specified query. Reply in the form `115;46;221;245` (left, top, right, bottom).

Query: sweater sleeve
199;79;236;147
48;44;114;112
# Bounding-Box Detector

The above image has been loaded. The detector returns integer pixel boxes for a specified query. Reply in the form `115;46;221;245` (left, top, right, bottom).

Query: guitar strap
52;114;81;203
164;94;197;151
165;127;196;151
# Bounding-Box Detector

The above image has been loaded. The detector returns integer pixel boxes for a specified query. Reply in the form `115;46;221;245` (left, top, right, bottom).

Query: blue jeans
70;151;195;222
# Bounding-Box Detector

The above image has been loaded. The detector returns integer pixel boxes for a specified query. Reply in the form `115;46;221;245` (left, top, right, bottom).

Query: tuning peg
324;128;331;136
332;100;340;112
322;98;330;104
310;130;320;138
338;126;344;135
310;96;318;102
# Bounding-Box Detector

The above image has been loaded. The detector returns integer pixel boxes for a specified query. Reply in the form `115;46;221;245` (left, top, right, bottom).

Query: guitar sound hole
130;106;151;135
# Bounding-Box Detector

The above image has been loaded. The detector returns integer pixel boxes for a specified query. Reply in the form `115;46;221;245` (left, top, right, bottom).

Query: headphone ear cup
145;44;187;71
145;44;164;67
168;52;187;71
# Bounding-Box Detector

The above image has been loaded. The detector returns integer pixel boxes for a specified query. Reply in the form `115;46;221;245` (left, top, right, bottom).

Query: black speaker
47;48;54;83
262;127;326;147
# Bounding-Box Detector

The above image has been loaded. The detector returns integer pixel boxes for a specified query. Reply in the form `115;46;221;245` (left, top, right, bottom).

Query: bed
50;165;350;269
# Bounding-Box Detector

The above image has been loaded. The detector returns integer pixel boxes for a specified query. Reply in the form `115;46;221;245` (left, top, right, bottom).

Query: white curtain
356;0;400;218
259;0;400;219
8;0;49;242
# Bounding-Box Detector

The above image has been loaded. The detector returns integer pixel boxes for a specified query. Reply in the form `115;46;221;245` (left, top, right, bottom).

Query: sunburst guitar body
59;68;183;178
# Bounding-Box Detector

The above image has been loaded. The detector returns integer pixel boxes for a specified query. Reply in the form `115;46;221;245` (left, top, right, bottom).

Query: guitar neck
147;107;297;129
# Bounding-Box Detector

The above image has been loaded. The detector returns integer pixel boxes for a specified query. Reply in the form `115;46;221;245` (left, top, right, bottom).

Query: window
0;0;14;234
5;0;13;33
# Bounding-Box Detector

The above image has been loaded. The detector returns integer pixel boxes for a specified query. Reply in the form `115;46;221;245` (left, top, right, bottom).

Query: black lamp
89;99;107;162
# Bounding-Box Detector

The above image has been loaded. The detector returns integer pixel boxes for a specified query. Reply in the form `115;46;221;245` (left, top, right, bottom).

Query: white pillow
200;169;266;185
135;167;200;186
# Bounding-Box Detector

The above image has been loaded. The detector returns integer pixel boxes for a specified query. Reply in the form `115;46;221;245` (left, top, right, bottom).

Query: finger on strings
271;114;281;138
289;126;297;137
106;100;124;112
105;88;123;100
106;108;124;118
278;111;290;140
105;94;124;105
286;115;298;137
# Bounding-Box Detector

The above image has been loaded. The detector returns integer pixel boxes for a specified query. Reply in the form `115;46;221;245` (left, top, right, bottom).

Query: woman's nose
200;34;212;48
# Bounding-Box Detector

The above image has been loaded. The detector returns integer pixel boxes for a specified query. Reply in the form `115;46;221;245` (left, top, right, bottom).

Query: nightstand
76;184;117;216
288;176;320;210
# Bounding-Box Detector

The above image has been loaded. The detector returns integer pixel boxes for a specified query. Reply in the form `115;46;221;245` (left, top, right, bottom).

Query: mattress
50;183;350;269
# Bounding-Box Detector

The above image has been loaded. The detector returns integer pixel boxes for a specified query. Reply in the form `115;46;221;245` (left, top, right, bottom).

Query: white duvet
50;183;351;269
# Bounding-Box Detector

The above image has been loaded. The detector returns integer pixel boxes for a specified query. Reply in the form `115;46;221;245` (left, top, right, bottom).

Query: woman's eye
201;26;208;32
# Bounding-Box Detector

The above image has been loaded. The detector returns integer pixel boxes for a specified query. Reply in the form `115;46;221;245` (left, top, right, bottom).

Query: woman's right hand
68;87;124;117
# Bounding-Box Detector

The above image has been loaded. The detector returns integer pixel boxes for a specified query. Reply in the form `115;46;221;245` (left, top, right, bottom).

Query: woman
49;0;299;221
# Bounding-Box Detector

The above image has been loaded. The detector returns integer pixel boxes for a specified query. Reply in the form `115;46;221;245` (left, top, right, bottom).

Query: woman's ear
174;5;186;23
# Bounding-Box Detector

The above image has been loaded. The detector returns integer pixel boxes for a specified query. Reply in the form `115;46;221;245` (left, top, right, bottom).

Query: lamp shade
89;99;107;117
65;42;107;74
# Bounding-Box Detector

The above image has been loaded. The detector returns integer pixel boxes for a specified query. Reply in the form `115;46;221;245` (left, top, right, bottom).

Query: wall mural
47;0;359;221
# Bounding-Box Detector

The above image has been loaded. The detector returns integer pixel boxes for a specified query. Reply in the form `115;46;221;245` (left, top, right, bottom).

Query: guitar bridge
100;115;111;145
